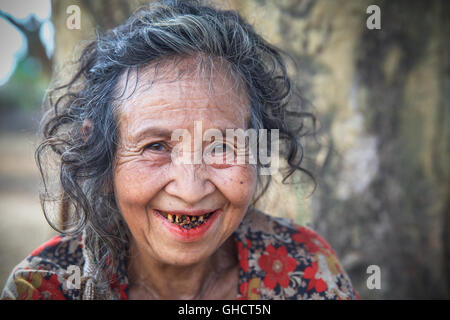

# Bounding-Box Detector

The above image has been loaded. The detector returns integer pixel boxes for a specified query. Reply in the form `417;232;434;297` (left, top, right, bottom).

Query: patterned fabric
234;209;358;300
1;209;358;300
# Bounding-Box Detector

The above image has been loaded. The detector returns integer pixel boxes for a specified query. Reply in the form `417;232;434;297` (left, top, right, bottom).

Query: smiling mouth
155;210;218;229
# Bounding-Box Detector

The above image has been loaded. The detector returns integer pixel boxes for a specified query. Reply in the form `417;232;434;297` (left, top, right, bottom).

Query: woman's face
113;62;257;266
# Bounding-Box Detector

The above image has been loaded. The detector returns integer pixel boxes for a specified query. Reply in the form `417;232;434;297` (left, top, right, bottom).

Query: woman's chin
150;243;215;267
144;217;223;265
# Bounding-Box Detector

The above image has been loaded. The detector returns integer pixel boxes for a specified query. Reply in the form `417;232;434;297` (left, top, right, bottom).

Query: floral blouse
1;209;358;300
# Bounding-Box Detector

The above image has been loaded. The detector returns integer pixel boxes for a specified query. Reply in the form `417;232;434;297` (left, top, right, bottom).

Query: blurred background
0;0;448;299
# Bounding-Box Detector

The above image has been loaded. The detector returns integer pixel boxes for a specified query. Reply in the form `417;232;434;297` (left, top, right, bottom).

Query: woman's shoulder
234;208;359;300
236;207;338;255
1;233;84;300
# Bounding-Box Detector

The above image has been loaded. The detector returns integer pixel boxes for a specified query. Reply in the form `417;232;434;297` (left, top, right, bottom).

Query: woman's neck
127;236;239;300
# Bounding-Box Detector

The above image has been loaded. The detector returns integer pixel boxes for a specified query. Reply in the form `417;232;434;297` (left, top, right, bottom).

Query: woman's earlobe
81;119;93;142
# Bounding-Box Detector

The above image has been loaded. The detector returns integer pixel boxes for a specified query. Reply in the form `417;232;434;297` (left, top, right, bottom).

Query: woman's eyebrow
132;126;246;142
132;127;173;141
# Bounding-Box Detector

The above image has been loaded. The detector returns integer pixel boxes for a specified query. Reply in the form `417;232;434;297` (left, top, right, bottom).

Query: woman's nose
164;163;216;205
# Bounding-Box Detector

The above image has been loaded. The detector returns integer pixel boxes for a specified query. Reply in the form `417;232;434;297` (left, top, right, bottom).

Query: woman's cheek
209;165;256;206
114;159;169;207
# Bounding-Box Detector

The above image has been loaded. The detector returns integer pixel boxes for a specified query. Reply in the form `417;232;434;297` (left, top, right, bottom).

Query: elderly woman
1;0;357;300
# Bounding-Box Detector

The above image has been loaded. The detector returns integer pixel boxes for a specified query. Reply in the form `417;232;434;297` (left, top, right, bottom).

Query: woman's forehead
116;60;250;133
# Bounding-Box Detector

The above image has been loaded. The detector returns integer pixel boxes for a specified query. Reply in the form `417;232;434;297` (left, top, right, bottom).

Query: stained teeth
160;210;216;229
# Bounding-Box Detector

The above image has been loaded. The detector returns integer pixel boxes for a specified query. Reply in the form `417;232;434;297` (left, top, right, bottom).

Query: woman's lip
153;208;222;243
155;209;219;216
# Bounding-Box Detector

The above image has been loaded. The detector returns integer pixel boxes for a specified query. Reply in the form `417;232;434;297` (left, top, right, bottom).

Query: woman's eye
212;143;233;155
144;142;166;152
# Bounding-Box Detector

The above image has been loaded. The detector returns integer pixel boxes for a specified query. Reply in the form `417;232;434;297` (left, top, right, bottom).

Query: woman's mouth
153;208;222;242
156;210;217;229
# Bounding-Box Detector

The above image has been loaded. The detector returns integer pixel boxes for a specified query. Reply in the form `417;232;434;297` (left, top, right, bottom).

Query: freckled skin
113;61;257;299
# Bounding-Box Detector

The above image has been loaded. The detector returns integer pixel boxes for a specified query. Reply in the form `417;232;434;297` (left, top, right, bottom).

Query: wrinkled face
113;61;257;266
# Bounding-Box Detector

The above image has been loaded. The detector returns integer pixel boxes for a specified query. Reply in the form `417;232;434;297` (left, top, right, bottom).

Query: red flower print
38;274;66;300
292;227;336;256
30;236;62;256
237;281;249;300
21;273;66;300
237;278;261;300
237;241;249;272
258;245;297;290
304;261;327;293
111;274;128;300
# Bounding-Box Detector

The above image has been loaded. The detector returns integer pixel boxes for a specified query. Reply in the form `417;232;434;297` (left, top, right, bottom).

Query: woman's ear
81;119;93;142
